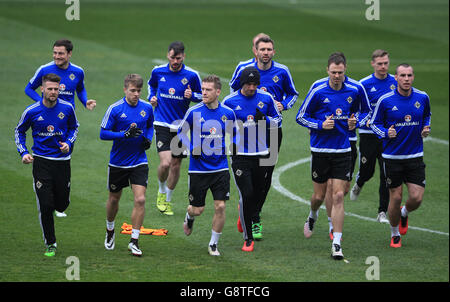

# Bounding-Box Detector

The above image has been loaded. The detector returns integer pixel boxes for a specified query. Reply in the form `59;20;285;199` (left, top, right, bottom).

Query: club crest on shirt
35;181;43;189
140;110;146;117
272;75;279;83
347;96;353;103
181;78;188;85
221;115;228;122
58;112;65;120
390;84;396;90
414;101;421;109
157;141;163;148
257;101;264;109
69;73;76;81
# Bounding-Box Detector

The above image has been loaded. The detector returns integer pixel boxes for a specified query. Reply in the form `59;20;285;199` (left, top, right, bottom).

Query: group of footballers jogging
15;34;431;260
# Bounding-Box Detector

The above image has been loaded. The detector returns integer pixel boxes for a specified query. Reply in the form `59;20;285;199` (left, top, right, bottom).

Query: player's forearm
100;128;125;140
24;84;42;102
76;88;88;107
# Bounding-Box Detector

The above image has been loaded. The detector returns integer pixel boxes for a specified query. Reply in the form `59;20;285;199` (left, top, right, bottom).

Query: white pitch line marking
272;137;449;237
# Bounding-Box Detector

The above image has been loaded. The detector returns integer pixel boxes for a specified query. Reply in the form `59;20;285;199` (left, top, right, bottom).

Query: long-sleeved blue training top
147;63;202;129
25;61;89;109
178;102;237;173
229;58;299;115
223;88;281;156
15;98;79;160
369;87;431;160
296;80;362;153
100;98;154;168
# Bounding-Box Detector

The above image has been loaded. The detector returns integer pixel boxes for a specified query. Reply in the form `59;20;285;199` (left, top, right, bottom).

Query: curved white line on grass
423;136;449;146
272;154;449;237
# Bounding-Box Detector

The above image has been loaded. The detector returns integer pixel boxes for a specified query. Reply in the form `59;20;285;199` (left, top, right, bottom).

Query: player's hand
322;114;334;129
254;108;266;122
388;125;397;138
348;113;357;130
275;101;284;111
142;137;151;150
124;124;143;138
59;141;70;153
421;125;431;138
22;154;34;164
150;96;158;107
86;99;97;110
184;85;192;99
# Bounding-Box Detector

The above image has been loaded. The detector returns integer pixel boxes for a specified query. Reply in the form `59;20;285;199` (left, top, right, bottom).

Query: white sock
106;220;115;231
332;232;342;245
328;217;333;232
186;212;194;221
401;206;409;217
209;230;221;246
158;180;166;194
391;225;400;237
166;188;173;202
131;228;140;240
309;209;319;221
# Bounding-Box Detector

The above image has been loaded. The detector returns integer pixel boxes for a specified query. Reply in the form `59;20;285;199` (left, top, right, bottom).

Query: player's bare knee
134;196;146;208
333;190;345;202
215;201;226;214
191;206;204;216
312;192;325;203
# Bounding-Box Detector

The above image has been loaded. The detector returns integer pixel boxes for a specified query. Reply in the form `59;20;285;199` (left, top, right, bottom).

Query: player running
296;54;363;260
100;74;154;257
223;67;281;252
15;73;79;257
369;63;431;248
351;49;397;224
178;75;237;256
147;41;202;216
229;35;298;240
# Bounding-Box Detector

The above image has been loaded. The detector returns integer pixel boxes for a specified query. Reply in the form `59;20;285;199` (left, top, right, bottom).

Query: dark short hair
395;63;413;74
53;39;73;53
202;75;222;90
168;41;185;55
328;52;346;67
124;74;143;88
42;73;61;84
255;36;274;50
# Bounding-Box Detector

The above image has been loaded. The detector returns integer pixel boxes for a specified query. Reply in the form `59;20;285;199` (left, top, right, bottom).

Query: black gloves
124;124;143;138
142;137;151;150
254;108;266;122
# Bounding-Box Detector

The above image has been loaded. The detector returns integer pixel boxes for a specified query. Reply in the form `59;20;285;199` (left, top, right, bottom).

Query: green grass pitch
0;0;448;285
